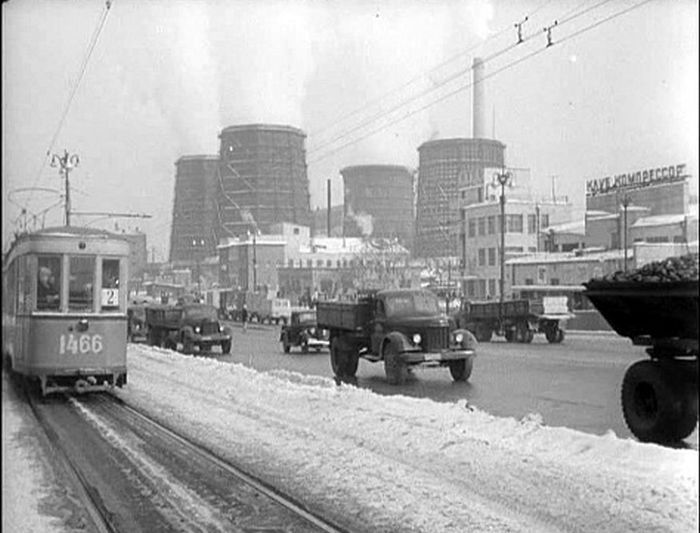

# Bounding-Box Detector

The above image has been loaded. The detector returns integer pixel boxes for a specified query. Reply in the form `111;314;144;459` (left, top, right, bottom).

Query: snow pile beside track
116;345;699;532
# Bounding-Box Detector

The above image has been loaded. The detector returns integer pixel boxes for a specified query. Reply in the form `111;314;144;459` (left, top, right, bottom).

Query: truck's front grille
201;321;220;335
424;327;450;351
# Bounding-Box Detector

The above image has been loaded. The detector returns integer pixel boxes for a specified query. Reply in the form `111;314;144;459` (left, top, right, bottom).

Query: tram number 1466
59;333;104;355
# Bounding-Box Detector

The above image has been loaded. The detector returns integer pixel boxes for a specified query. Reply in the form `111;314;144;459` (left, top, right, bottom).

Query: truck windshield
184;306;218;320
384;292;440;317
297;312;316;324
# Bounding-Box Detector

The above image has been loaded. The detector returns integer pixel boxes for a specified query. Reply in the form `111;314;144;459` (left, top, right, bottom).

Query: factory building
414;57;506;258
169;155;220;263
341;165;415;249
216;124;312;240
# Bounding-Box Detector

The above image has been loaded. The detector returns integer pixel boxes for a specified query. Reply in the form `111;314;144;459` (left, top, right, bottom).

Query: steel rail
105;395;350;533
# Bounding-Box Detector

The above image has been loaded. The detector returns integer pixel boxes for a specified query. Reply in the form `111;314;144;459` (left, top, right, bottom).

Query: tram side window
101;259;120;310
37;256;61;311
69;256;95;311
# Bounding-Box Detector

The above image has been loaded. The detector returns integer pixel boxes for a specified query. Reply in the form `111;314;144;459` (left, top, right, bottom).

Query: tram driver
37;265;60;310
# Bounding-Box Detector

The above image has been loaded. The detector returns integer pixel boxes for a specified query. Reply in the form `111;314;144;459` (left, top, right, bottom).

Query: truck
316;288;477;385
280;309;330;353
246;292;293;325
454;296;572;343
583;278;698;443
145;302;233;354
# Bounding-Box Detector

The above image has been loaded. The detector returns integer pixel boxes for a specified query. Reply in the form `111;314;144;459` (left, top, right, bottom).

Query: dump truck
454;296;572;343
316;288;477;385
145;302;233;354
583;254;698;443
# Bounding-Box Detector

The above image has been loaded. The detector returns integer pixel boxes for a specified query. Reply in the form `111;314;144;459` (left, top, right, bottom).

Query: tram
2;226;130;395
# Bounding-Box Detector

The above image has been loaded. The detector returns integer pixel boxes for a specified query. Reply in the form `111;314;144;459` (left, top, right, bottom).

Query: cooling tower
415;139;506;257
217;124;311;239
341;165;415;248
169;155;220;263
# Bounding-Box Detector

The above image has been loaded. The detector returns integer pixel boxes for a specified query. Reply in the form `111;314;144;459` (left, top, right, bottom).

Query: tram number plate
59;333;104;355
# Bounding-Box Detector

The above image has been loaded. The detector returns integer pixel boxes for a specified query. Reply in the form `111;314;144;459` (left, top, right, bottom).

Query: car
280;310;329;353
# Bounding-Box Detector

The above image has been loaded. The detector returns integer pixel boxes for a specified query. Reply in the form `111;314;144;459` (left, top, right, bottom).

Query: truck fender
381;331;412;356
222;325;233;337
181;325;195;341
453;328;478;351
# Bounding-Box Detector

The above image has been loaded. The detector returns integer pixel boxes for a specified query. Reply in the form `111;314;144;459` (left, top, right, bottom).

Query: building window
487;216;495;234
466;280;475;297
673;235;685;243
468;219;476;238
478;249;486;266
551;278;560;286
528;214;537;234
525;278;534;285
541;214;550;228
528;247;537;253
478;279;487;298
293;227;300;235
488;248;496;266
648;236;669;243
488;278;496;297
307;259;313;268
507;214;523;233
478;217;486;236
317;259;324;267
288;259;294;267
327;260;332;267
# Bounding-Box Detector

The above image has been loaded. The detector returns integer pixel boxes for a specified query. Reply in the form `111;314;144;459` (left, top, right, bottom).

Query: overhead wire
309;0;556;141
23;0;114;217
308;0;616;158
308;0;653;165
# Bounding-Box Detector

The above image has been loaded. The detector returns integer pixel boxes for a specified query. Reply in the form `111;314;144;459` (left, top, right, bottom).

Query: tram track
23;384;349;533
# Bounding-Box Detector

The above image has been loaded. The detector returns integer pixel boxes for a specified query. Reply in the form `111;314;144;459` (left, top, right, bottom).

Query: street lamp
491;169;513;327
50;150;80;226
192;238;205;295
619;194;630;272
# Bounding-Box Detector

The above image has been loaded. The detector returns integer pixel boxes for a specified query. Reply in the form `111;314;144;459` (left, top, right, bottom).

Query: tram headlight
412;333;422;345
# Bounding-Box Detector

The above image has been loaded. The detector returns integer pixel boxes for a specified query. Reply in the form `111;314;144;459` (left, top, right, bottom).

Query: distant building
217;234;286;292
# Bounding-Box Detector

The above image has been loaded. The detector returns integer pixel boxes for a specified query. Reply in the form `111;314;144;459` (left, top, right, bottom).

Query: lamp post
620;194;630;272
192;238;205;296
50;150;80;226
491;169;513;327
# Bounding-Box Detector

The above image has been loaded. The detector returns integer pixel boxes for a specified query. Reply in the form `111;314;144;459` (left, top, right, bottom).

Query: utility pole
491;169;512;329
535;204;541;252
50;150;80;226
621;195;630;272
327;179;332;237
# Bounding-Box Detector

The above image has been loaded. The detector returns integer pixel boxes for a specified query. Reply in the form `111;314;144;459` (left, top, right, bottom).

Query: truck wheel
448;357;473;382
546;327;564;344
182;336;194;354
475;324;492;342
330;337;349;378
383;343;407;385
524;329;535;343
504;328;515;343
515;323;530;343
622;360;698;442
221;339;232;354
282;335;291;353
301;342;309;354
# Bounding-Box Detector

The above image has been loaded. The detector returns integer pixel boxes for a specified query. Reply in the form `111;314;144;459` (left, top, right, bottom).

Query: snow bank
116;346;699;532
2;377;66;533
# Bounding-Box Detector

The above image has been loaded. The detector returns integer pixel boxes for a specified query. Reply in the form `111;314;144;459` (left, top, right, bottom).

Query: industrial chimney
472;57;487;139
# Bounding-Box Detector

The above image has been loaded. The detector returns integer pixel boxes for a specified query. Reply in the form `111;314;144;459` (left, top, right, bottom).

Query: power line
308;0;555;141
25;0;114;213
308;0;653;165
308;0;616;157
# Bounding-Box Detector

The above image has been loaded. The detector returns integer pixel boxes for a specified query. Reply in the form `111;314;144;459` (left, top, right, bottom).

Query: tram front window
69;256;95;311
37;256;61;311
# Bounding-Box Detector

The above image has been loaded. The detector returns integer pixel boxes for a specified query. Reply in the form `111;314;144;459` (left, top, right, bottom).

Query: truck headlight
412;333;422;345
454;332;464;344
194;326;201;334
219;325;223;333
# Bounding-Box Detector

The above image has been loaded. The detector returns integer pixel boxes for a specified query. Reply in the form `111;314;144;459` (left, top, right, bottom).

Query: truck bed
316;300;372;331
583;280;698;340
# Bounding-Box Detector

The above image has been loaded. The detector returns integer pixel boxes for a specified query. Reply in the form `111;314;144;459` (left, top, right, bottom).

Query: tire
504;328;515;343
282;335;291;353
475;324;492;343
545;327;564;344
515;323;530;343
182;335;194;354
301;342;309;354
524;329;535;343
221;339;232;354
330;337;347;378
448;357;473;381
383;342;407;385
621;360;698;443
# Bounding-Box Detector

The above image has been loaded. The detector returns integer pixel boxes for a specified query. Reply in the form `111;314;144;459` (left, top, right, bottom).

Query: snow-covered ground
3;344;699;532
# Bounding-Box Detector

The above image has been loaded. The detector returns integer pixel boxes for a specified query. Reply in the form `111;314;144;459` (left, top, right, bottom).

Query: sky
2;0;698;261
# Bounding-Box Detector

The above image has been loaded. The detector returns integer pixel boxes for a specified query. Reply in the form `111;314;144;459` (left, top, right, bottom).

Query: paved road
216;323;698;446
